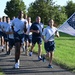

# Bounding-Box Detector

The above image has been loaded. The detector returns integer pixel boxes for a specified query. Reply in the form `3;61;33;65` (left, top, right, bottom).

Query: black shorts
24;34;32;43
14;32;24;43
3;33;9;42
44;41;55;52
0;31;3;37
32;37;42;45
9;38;15;48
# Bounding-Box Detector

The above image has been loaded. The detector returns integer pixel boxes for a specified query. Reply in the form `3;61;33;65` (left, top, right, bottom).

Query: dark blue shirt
30;22;44;38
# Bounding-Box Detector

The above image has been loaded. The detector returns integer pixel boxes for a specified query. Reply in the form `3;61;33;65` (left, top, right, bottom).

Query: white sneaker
15;62;19;69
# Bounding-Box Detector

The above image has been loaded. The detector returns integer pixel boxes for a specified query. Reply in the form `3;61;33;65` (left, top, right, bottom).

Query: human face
7;17;10;23
18;11;24;19
24;14;27;19
48;19;54;27
36;16;41;23
27;17;31;23
3;16;6;22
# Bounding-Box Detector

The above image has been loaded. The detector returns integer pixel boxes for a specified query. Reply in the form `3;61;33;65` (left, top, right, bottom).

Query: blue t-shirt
30;22;44;38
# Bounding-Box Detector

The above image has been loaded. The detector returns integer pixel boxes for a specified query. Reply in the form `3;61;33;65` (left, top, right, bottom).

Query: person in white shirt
12;11;26;69
1;16;9;53
5;17;14;55
42;19;59;68
0;17;5;51
24;17;32;55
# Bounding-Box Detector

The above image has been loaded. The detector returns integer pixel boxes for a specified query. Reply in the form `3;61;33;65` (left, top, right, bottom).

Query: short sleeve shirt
12;18;25;34
42;26;57;41
30;22;44;38
1;22;9;32
6;25;14;39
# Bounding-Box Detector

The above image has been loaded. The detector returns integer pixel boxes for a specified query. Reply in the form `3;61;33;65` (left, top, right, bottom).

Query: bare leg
38;44;42;56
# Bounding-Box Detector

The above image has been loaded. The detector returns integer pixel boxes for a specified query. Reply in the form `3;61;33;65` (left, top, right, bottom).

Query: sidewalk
0;47;74;75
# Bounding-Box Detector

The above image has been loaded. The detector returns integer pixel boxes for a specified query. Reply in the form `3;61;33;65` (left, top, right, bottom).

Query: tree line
4;0;75;26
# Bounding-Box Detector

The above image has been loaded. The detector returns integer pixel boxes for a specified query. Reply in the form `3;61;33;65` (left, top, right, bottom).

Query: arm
6;31;13;35
6;26;14;34
30;29;39;33
42;35;45;42
55;30;59;37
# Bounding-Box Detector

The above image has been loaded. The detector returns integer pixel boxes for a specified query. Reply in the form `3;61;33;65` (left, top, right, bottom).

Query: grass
34;32;75;72
0;69;4;75
54;32;75;71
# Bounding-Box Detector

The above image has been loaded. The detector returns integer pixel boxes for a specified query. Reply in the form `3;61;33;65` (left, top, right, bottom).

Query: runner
5;17;14;55
11;11;26;69
24;17;32;56
0;17;5;51
1;16;9;54
42;19;59;68
29;16;44;61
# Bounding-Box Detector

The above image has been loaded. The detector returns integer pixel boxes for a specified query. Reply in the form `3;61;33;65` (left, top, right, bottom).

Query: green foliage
28;0;55;24
65;0;75;18
4;0;26;19
52;6;67;25
27;0;67;26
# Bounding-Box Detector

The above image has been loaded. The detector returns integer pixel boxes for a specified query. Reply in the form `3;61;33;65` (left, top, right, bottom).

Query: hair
0;17;2;22
2;16;6;22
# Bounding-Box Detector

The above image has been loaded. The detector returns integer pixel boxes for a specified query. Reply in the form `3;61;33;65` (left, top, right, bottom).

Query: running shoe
38;56;42;61
29;52;33;56
48;64;53;68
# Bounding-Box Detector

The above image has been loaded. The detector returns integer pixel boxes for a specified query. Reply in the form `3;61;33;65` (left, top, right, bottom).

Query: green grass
34;32;75;72
0;69;4;75
54;32;75;71
0;73;4;75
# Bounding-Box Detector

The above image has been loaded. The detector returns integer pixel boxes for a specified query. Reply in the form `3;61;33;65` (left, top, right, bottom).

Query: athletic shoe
2;49;4;52
48;64;53;68
42;56;46;62
6;51;11;55
14;62;19;69
1;46;4;52
29;52;33;56
38;56;42;61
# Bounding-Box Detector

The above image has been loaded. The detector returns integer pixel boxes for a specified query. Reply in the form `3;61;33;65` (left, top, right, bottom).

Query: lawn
0;69;4;75
34;32;75;72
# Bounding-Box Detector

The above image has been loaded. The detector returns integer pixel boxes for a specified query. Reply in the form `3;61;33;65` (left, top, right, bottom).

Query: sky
0;0;75;17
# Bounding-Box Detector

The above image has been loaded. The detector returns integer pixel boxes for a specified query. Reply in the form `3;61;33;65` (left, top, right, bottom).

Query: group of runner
0;10;59;69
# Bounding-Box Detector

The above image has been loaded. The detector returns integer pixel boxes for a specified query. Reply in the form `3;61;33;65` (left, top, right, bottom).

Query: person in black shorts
42;19;59;68
29;16;44;61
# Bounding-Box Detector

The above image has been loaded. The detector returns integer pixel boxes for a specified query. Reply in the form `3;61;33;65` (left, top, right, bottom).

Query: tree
65;0;75;18
27;0;67;25
53;6;67;26
4;0;26;19
28;0;55;24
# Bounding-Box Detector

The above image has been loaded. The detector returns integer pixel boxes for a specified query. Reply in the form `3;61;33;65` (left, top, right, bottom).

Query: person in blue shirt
11;11;26;69
42;19;59;68
29;16;44;61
